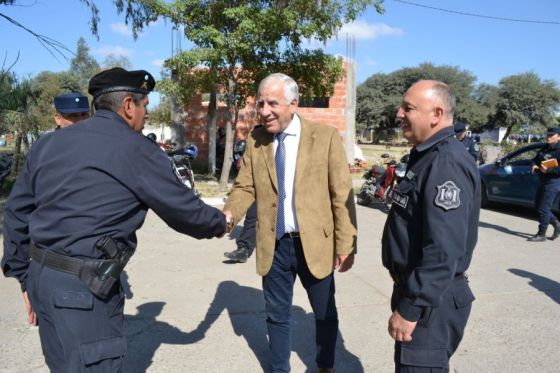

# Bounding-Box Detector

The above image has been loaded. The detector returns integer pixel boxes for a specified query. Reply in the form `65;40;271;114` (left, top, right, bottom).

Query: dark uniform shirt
2;110;226;288
382;126;481;321
533;142;560;182
460;136;479;162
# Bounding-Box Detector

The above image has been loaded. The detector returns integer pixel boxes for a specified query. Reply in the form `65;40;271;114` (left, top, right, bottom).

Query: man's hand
22;291;37;326
334;254;354;272
531;165;539;174
540;164;548;174
223;210;234;234
388;310;416;342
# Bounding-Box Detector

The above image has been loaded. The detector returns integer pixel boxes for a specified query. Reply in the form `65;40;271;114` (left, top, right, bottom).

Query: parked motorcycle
357;155;408;209
168;144;199;196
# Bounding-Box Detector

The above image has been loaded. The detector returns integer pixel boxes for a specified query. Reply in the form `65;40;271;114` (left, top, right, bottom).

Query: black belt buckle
282;232;300;239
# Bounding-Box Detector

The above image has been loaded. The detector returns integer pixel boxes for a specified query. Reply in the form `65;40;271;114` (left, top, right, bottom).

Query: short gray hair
93;91;146;112
430;80;456;117
258;73;299;104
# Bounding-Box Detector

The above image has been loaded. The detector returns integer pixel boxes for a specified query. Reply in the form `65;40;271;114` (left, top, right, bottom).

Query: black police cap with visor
88;67;156;99
546;127;560;136
453;121;466;134
54;92;90;114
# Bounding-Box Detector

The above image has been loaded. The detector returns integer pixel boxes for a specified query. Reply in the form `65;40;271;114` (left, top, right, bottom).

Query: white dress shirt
274;114;301;233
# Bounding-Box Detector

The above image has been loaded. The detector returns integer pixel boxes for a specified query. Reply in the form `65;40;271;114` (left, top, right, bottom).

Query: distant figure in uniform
382;80;480;372
223;202;256;263
1;67;227;372
454;121;479;164
224;136;256;264
223;73;357;373
53;92;90;129
528;127;560;242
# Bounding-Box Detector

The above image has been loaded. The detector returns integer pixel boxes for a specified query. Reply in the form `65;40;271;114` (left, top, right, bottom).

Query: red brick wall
183;63;349;165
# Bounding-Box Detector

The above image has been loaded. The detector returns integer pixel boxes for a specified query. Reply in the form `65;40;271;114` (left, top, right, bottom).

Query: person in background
223;73;357;373
528;127;560;242
383;80;480;372
223;202;256;263
53;92;90;129
454;121;479;164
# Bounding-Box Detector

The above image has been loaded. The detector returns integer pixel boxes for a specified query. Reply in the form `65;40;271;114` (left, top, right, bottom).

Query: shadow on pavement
482;204;539;220
124;301;204;372
478;221;533;239
125;281;363;372
508;268;560;305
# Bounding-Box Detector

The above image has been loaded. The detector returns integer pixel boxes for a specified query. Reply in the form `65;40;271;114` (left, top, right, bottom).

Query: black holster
78;259;119;299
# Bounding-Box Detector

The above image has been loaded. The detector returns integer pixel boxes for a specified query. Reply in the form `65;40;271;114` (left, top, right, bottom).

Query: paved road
1;201;559;372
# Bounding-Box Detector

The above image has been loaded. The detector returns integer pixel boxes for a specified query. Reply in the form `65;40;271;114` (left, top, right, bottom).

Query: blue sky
2;0;559;108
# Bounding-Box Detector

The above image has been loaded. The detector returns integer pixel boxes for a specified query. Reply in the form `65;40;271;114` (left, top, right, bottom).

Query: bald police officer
382;80;480;372
2;67;227;372
53;92;90;129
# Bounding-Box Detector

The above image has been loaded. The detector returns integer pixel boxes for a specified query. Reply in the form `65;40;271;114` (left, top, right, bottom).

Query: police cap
54;92;90;114
454;122;466;134
546;127;560;135
88;67;156;99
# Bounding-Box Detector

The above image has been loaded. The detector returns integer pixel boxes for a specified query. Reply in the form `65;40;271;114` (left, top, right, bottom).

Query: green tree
29;71;82;131
102;54;133;70
493;73;560;144
0;72;38;176
116;0;384;190
70;37;101;91
148;94;172;126
357;63;491;139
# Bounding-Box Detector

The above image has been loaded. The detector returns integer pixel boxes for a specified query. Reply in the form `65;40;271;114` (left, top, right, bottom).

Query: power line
394;0;560;25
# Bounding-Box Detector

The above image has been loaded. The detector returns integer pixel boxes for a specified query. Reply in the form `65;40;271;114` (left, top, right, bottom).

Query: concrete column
344;61;356;163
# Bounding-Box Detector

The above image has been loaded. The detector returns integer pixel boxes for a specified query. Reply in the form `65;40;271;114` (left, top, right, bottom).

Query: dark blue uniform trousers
262;236;338;372
27;260;126;372
534;180;560;234
392;277;474;373
237;202;257;256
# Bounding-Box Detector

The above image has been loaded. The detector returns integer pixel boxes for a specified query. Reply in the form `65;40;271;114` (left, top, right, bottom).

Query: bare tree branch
0;12;73;62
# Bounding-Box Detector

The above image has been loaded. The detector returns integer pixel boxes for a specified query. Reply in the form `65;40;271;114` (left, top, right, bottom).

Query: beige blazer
224;117;357;279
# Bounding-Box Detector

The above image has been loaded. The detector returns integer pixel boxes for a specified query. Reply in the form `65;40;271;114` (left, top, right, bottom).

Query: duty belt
390;272;467;286
30;243;84;275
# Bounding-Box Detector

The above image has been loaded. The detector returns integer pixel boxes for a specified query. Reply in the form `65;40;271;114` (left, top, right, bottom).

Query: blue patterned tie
275;132;288;239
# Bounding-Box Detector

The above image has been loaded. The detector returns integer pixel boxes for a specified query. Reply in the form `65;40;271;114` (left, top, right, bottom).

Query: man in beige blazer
224;73;357;373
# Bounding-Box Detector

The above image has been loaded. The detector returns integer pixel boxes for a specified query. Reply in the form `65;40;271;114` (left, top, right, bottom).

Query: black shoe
551;224;560;240
528;234;546;242
223;247;249;263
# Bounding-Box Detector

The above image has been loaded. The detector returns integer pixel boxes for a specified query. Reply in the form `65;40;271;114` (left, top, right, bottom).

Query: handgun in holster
78;236;134;299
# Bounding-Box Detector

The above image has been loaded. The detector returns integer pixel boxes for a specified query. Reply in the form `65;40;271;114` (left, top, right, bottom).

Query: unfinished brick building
182;61;356;167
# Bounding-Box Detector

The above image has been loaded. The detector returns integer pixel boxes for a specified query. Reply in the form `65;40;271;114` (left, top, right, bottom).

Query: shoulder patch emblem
434;181;461;211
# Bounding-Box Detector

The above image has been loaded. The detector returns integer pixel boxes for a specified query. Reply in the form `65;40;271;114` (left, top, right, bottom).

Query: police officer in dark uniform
454;121;479;164
53;92;91;129
382;80;480;372
528;127;560;242
1;67;227;372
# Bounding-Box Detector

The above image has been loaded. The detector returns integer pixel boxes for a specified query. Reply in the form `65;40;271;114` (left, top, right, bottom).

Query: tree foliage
102;54;133;70
115;0;383;189
357;63;486;136
493;72;560;144
70;37;101;91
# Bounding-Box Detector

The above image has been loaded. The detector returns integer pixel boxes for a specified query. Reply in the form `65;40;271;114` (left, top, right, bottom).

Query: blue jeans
262;236;338;372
